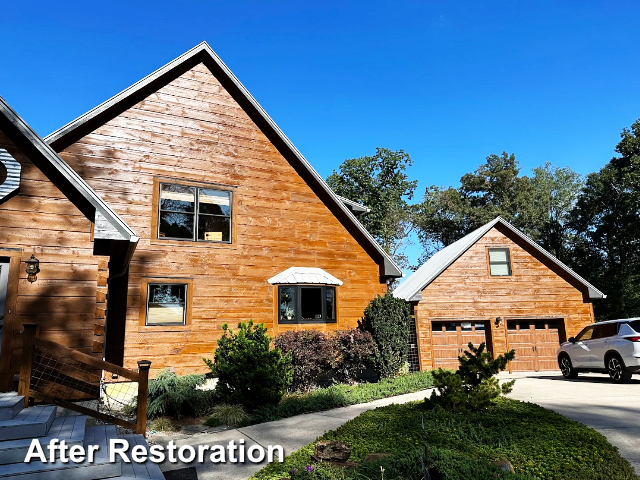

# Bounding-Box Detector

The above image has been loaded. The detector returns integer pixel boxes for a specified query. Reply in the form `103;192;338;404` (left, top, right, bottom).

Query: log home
0;97;138;391
43;43;402;376
394;217;605;372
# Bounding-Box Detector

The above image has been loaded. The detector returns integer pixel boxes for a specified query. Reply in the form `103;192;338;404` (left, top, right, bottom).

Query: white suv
557;318;640;383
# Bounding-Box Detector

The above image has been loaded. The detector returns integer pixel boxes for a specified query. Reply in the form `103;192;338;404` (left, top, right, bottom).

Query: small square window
146;283;187;326
488;248;512;276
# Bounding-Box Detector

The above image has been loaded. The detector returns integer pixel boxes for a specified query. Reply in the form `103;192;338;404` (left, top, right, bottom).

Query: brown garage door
431;321;488;370
507;319;561;371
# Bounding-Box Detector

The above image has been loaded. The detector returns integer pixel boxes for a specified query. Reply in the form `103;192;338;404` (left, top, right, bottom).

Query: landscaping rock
363;453;391;463
313;440;351;461
493;460;515;473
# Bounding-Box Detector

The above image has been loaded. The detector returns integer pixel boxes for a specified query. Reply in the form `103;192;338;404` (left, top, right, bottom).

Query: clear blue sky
1;1;639;266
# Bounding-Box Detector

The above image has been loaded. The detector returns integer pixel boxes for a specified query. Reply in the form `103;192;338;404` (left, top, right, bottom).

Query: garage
431;320;489;370
507;319;562;371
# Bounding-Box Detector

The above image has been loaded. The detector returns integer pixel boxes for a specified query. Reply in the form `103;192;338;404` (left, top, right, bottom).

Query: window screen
488;248;512;276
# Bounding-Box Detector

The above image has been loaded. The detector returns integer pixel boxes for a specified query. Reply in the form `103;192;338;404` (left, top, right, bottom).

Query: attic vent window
488;248;512;276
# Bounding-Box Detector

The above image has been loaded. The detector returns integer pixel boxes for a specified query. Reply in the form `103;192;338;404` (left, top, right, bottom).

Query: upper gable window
488;248;512;276
158;183;232;243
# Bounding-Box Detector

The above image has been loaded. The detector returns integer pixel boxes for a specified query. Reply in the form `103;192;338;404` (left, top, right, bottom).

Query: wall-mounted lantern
495;316;503;327
25;255;40;283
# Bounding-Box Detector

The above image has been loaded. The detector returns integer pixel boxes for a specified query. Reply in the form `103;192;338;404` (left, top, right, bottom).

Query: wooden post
18;324;38;408
136;360;152;437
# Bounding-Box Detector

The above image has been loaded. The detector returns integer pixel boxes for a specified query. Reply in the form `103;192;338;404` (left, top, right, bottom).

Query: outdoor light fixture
495;316;503;327
25;254;40;283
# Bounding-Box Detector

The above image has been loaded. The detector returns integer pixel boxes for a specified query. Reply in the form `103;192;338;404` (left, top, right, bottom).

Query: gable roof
393;217;606;302
268;267;343;286
0;96;139;249
44;42;402;279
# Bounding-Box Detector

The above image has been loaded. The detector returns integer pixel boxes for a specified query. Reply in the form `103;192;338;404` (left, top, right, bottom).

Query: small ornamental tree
427;342;516;412
204;320;292;411
274;330;334;392
359;293;411;378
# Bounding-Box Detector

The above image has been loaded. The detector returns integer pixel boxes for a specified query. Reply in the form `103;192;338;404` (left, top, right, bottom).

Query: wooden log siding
0;135;107;390
414;226;595;371
58;62;387;376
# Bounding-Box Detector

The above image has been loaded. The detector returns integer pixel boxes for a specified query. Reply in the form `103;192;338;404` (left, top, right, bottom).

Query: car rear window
627;320;640;333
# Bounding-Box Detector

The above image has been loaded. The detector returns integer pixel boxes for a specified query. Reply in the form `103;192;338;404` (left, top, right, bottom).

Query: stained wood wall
0;132;105;390
58;63;387;376
414;225;595;371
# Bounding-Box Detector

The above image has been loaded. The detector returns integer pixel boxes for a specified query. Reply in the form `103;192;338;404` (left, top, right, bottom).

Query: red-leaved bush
273;330;334;392
332;329;375;383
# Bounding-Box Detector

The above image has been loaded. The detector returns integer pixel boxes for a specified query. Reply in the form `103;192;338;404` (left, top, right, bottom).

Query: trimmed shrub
273;330;334;392
427;342;515;412
204;320;293;411
358;293;411;378
332;329;375;383
145;369;216;419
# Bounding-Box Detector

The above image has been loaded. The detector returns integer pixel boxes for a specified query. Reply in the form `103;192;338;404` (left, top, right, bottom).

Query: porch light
495;316;503;327
25;255;40;283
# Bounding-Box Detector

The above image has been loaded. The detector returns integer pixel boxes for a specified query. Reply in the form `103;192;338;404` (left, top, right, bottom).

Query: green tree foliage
415;152;536;259
358;293;410;378
570;119;640;319
326;147;418;268
204;320;293;411
426;342;515;412
529;163;584;262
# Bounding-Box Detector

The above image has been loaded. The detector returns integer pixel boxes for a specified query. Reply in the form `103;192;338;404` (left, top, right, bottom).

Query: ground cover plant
251;370;433;424
251;398;639;480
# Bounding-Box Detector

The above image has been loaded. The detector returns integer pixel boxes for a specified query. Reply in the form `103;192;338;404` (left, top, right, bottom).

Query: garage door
431;321;488;370
507;319;561;371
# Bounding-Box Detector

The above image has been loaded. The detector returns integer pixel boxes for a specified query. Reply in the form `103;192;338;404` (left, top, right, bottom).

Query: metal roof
393;217;606;302
268;267;343;286
0;96;139;249
336;195;370;214
44;42;401;278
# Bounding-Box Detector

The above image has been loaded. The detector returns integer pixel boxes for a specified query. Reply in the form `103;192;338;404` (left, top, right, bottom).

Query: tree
327;148;418;268
414;152;537;261
570;119;640;320
529;163;584;263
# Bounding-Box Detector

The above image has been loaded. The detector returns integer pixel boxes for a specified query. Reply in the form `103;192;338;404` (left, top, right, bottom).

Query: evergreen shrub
359;293;411;378
145;369;216;419
204;320;292;411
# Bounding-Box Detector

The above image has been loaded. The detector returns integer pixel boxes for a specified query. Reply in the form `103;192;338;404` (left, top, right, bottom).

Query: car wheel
607;355;632;383
559;355;578;379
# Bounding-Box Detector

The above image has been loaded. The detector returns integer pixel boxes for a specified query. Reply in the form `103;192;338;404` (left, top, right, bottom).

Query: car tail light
625;336;640;342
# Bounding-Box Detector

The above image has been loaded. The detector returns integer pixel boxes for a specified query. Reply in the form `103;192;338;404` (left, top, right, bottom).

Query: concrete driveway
502;371;640;474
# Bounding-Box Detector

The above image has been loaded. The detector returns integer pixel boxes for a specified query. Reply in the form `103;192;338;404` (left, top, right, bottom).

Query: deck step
117;433;165;479
0;405;56;441
0;424;122;480
0;393;24;421
0;415;87;464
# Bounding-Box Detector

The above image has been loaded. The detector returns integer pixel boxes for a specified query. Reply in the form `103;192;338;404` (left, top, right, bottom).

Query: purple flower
290;468;296;475
306;465;313;472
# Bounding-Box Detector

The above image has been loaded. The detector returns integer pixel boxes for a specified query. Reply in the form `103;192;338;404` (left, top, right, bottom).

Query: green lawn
251;398;639;480
247;370;434;424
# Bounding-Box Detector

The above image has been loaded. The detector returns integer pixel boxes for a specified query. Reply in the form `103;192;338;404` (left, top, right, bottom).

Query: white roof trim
44;42;400;277
268;267;343;286
393;217;606;302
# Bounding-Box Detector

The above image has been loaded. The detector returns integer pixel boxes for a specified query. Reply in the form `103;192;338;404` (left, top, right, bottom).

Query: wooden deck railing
18;324;151;436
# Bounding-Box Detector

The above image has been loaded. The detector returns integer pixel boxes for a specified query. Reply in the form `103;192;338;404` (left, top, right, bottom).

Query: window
146;283;187;325
158;183;232;242
278;285;336;323
575;326;594;342
488;248;512;276
592;323;618;340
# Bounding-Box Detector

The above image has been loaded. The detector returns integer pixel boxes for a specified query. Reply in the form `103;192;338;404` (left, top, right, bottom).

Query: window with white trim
488;248;512;276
